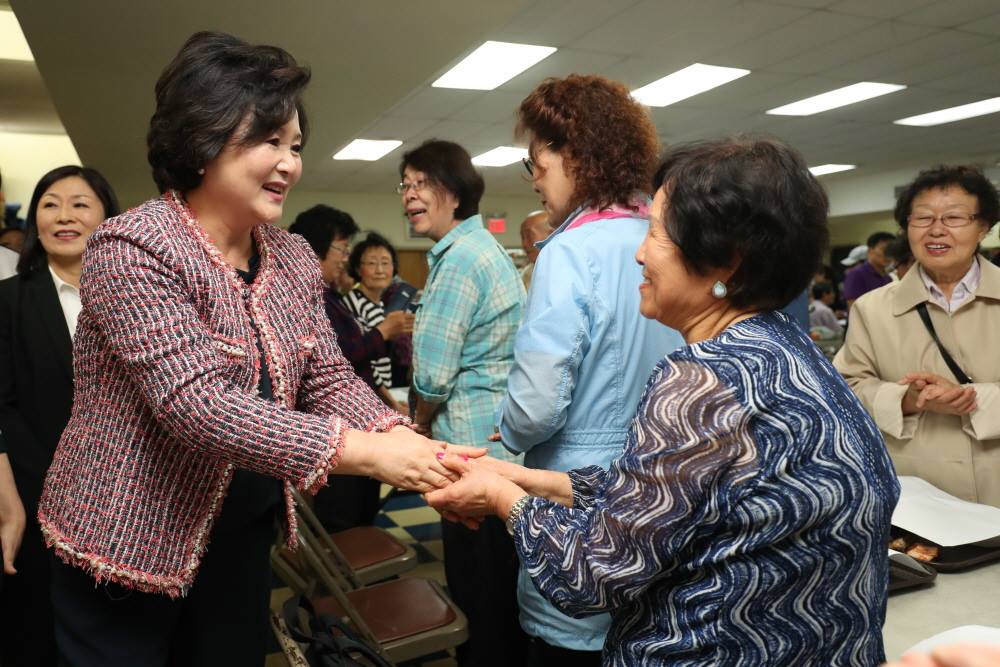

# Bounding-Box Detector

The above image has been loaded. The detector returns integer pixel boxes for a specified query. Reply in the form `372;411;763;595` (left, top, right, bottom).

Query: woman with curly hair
493;75;684;665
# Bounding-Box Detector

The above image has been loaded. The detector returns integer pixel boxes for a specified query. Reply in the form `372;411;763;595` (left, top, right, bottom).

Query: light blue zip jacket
496;204;684;651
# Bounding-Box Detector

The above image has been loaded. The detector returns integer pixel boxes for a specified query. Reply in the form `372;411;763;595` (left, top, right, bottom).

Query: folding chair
292;488;417;585
272;501;468;665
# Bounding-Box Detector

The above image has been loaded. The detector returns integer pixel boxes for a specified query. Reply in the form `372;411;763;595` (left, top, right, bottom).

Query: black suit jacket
0;268;74;514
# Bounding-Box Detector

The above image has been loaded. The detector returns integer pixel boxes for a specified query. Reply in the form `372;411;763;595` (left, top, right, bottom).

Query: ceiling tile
901;0;1000;27
825;0;935;20
386;87;482;120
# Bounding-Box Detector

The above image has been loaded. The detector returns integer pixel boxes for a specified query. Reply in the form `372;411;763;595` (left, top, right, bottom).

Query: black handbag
281;594;393;667
915;303;972;384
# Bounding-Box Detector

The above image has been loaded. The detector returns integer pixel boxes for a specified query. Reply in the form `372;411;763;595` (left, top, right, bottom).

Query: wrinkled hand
376;311;415;340
373;426;485;493
899;372;977;416
884;643;1000;667
425;458;525;521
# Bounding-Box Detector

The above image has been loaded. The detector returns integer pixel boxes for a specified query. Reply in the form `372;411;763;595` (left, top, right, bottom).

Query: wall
0;130;80;215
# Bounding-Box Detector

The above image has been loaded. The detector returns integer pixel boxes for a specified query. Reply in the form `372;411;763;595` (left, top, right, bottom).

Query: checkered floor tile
267;486;455;666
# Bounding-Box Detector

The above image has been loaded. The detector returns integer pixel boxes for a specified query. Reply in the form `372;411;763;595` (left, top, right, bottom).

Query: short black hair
894;165;999;231
654;136;829;311
18;165;120;275
288;205;359;260
884;235;913;265
399;140;483;220
866;231;895;248
347;231;398;281
147;31;310;194
812;282;834;300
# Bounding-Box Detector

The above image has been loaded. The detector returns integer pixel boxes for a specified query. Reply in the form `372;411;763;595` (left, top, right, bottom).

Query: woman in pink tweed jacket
37;32;477;666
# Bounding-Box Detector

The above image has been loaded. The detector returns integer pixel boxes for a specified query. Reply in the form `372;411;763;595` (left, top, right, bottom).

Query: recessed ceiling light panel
809;164;856;176
0;10;34;62
894;97;1000;127
333;139;402;161
471;146;529;167
432;41;557;91
631;64;751;108
767;82;905;116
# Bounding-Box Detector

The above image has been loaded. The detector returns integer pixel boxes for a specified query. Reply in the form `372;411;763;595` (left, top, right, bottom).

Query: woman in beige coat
834;165;1000;506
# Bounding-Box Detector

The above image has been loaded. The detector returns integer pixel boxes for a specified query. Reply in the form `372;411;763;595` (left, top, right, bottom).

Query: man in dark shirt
842;231;895;308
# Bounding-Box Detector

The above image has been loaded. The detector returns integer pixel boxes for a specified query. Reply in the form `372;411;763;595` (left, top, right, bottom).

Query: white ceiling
7;0;1000;200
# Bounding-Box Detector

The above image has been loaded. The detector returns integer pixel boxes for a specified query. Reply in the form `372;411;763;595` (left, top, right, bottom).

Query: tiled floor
267;486;456;666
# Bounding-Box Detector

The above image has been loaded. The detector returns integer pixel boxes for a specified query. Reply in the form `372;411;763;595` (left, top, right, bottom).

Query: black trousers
441;516;529;667
0;519;57;667
312;474;381;533
526;637;603;667
50;510;276;667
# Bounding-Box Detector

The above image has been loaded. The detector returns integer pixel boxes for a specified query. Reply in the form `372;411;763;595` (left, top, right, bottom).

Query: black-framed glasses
521;141;553;178
907;212;980;228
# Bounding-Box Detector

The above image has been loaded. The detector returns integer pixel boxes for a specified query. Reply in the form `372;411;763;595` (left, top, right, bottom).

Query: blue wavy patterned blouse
511;311;899;666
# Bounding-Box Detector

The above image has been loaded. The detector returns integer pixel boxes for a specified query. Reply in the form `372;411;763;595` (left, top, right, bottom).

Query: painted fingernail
461;455;469;461
436;452;445;460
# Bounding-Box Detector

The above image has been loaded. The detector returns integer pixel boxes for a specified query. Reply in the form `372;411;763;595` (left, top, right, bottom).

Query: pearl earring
712;281;727;299
197;168;205;175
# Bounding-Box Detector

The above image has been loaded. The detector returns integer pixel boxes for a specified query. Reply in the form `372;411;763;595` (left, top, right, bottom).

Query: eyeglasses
907;212;980;228
521;141;554;177
328;243;350;257
395;180;428;194
360;260;393;269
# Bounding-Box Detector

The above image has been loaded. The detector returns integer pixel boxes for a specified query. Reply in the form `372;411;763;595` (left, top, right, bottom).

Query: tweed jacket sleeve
80;223;380;492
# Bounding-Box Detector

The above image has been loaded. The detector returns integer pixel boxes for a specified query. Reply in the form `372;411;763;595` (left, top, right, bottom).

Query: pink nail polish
436;452;445;460
461;455;469;461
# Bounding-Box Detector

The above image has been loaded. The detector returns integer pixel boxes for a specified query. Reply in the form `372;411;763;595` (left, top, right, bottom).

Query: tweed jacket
38;193;404;598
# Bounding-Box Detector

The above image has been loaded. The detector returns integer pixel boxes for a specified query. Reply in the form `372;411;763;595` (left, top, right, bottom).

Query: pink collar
565;201;649;231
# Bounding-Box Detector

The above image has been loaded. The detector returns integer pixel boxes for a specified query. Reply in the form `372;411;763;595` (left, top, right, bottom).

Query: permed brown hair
516;74;660;211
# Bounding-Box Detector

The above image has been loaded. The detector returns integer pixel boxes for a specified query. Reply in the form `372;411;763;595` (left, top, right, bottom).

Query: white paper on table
892;477;1000;547
905;625;1000;655
888;549;929;573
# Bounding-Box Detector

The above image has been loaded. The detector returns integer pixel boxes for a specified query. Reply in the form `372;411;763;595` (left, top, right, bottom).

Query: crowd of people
0;29;998;667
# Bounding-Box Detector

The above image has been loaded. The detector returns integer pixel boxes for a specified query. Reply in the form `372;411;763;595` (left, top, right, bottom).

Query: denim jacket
496;203;684;650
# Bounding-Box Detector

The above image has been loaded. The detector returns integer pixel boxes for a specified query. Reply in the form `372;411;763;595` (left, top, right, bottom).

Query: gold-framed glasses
907;212;980;228
395;180;428;194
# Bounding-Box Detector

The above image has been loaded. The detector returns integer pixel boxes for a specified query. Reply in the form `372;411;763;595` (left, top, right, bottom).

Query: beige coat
834;257;1000;506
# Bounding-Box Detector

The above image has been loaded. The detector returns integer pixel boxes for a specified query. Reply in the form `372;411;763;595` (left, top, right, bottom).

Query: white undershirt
48;264;81;338
919;260;980;314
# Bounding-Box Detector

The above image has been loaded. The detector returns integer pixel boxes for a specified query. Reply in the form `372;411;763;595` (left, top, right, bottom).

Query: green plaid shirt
413;215;525;461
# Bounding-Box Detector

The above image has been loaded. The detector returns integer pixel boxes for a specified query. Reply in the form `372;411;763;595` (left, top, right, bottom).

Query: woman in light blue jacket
495;74;684;665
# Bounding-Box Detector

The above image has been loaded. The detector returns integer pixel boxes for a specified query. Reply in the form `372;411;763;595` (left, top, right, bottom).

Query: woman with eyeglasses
342;231;413;413
835;165;1000;506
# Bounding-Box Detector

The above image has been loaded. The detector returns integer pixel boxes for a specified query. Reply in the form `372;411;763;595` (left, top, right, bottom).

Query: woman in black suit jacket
0;165;118;667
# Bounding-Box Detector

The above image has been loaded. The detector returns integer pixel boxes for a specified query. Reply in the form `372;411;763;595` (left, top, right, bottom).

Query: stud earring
197;168;205;175
711;280;727;299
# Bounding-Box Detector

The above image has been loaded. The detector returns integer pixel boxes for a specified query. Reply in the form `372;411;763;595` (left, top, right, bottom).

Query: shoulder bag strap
914;303;972;384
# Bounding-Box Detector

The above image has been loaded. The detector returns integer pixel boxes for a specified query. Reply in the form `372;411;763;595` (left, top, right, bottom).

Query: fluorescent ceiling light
894;97;1000;127
433;41;557;91
767;82;905;116
333;139;402;161
471;146;528;167
0;10;34;62
631;64;750;107
809;164;856;176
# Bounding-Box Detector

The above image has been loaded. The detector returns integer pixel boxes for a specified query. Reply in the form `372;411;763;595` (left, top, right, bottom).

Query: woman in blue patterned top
428;136;900;666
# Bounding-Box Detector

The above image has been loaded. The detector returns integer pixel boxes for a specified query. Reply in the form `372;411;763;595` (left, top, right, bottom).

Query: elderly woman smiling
427;136;900;666
835;165;1000;506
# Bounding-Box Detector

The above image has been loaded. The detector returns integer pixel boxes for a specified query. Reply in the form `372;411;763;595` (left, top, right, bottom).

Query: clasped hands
899;372;977;416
